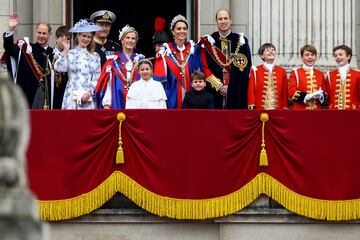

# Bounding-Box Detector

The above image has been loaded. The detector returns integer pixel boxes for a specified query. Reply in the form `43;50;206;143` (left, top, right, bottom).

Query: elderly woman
153;15;221;109
94;25;145;109
54;19;102;109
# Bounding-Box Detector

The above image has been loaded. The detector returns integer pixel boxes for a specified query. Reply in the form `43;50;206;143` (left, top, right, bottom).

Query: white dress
125;78;167;109
54;47;101;109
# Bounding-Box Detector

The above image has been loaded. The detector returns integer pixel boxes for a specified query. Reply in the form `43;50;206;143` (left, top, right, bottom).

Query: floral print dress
54;47;101;109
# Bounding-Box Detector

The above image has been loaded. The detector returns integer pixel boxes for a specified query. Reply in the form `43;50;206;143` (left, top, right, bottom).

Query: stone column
199;0;230;36
33;0;65;46
356;0;360;68
249;0;358;69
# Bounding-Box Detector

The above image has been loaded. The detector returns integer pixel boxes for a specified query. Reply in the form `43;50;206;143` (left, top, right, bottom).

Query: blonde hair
119;26;138;42
74;32;96;53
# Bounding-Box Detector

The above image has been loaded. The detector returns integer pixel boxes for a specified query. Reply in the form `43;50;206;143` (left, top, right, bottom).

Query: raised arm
3;13;21;57
8;13;20;32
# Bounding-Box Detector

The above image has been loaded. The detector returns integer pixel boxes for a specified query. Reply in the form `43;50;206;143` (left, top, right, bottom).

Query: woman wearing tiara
94;25;145;109
55;19;102;109
153;14;221;109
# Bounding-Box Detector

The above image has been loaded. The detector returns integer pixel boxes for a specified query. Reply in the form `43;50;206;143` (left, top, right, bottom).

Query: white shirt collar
219;31;231;38
264;62;274;72
302;64;314;72
339;64;350;82
177;45;185;52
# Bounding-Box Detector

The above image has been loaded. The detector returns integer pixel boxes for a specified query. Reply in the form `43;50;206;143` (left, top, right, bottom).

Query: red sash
198;37;231;73
18;41;44;83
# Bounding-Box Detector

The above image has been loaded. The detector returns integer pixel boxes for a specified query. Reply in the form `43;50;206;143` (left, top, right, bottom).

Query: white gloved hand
304;93;314;104
312;89;324;100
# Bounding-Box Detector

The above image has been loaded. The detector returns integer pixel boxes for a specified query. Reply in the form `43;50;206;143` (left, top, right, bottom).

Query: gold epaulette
206;75;223;91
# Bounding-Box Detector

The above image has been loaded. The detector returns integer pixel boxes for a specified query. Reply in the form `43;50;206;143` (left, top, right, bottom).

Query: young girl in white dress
55;19;102;109
126;59;167;109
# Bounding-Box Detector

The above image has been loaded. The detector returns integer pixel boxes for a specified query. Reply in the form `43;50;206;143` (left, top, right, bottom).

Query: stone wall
46;195;360;240
199;0;359;70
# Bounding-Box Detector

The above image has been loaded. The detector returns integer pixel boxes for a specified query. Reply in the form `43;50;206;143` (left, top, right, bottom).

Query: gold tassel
259;113;269;167
116;112;126;164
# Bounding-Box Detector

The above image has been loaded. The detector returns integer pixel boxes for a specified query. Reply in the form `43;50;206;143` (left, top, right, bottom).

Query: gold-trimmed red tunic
248;65;288;110
289;67;327;110
326;68;360;110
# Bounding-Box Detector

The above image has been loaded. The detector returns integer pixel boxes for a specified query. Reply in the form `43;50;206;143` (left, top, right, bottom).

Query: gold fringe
38;172;119;221
38;172;360;221
259;113;269;166
116;112;126;164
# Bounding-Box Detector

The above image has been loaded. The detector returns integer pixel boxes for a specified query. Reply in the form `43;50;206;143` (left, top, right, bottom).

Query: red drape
27;110;360;220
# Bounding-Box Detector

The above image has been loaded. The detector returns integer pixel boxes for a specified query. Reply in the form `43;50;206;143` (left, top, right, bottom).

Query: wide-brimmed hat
90;10;116;24
69;19;103;33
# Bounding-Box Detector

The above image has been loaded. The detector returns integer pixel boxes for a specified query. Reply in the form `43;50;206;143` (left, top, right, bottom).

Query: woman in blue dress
153;15;221;109
94;25;145;109
54;19;102;109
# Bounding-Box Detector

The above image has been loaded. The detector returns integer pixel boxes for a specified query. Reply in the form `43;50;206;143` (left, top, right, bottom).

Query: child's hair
191;70;205;82
138;59;153;69
333;45;352;63
300;44;317;56
55;25;71;39
258;43;276;61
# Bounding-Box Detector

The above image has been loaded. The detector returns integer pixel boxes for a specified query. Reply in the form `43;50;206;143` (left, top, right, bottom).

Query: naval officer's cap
90;10;116;24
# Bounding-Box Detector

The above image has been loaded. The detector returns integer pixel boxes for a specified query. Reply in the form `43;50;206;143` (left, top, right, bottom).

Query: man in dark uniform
90;10;121;66
200;9;252;109
3;12;54;109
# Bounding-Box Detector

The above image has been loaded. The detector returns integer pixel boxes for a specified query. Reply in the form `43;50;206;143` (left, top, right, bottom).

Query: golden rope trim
37;172;360;221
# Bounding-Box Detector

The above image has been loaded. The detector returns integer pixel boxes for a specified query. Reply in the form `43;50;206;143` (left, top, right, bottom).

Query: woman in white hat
54;19;102;109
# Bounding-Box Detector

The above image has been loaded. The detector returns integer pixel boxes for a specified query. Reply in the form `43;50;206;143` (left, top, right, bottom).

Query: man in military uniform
90;10;121;66
200;9;252;109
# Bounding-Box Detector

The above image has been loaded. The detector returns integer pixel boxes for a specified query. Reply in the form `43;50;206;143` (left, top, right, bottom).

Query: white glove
312;89;324;99
303;93;314;104
312;89;324;103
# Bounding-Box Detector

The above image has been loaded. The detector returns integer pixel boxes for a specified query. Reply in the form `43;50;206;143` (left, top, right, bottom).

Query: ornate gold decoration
168;49;191;89
211;38;241;68
260;113;269;167
103;12;110;20
262;73;277;110
232;53;248;72
335;74;351;109
305;71;317;109
206;75;223;91
116;112;126;164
